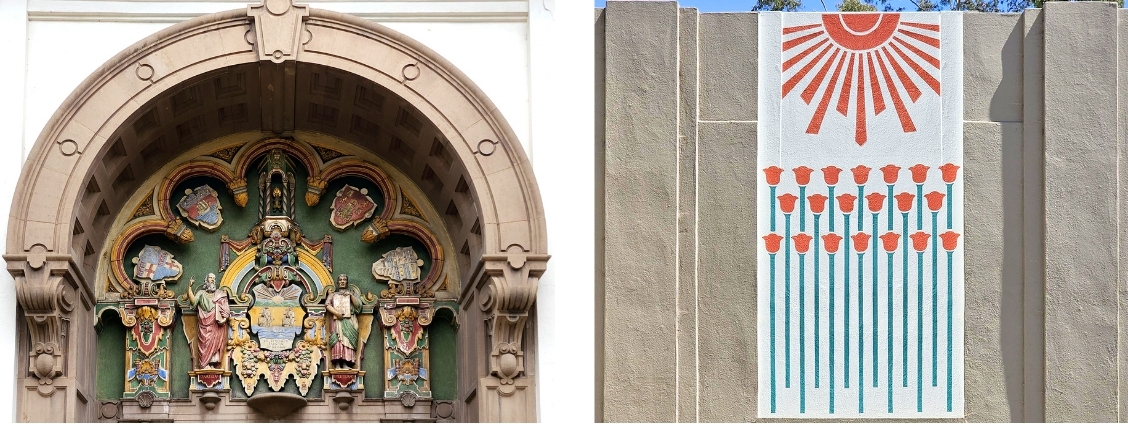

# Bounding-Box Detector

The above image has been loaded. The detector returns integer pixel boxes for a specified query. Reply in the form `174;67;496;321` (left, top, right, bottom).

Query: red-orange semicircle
822;13;900;52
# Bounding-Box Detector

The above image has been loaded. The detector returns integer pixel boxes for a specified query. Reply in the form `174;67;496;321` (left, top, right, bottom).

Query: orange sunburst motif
782;14;941;146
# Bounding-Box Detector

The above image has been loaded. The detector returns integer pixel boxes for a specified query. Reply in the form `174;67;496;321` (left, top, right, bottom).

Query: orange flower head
909;164;930;184
894;192;915;213
851;165;872;185
851;232;871;253
808;193;828;214
763;166;784;186
880;164;901;184
836;193;857;213
763;233;784;254
778;193;799;214
939;163;960;184
793;233;813;254
879;232;900;252
910;231;930;252
822;165;843;185
940;231;961;251
925;191;945;212
794;166;814;186
822;233;843;253
865;192;886;213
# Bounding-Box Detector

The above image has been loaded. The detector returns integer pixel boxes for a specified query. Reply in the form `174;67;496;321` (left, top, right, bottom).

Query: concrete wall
597;2;1128;421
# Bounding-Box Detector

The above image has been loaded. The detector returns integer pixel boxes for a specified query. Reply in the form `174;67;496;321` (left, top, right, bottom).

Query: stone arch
5;2;546;421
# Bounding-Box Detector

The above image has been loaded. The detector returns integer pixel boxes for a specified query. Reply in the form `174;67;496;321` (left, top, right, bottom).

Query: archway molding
5;2;546;421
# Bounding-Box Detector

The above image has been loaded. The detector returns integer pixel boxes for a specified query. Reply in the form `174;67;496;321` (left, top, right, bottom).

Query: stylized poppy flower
779;193;799;213
822;165;843;185
940;231;960;251
782;14;941;145
865;192;886;213
910;231;930;251
808;193;828;214
851;232;871;252
793;233;814;254
836;193;857;213
823;233;843;253
764;233;784;254
880;164;901;184
851;165;871;185
894;192;914;212
764;166;785;186
924;191;945;212
940;163;960;183
909;164;929;184
879;232;900;252
794;166;815;186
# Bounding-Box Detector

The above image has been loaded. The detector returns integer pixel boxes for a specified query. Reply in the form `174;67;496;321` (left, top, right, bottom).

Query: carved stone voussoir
247;0;309;63
6;254;87;392
475;253;547;392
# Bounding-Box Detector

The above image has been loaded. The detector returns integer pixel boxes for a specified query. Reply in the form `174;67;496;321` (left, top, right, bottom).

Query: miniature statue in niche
325;274;362;369
185;273;230;369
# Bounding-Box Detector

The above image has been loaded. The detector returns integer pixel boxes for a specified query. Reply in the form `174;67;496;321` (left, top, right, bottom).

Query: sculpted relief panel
93;137;458;417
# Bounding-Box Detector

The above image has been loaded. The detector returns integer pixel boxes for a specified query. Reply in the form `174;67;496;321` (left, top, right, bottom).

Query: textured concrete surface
598;2;1128;421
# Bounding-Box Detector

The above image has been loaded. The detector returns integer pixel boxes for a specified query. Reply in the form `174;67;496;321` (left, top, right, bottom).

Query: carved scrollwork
6;254;86;393
476;253;547;394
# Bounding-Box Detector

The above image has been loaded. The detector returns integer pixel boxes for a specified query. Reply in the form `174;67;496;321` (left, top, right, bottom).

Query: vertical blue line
915;184;923;231
858;252;865;414
771;253;778;413
829;254;836;414
800;253;807;413
814;215;821;389
844;215;851;389
886;185;894;230
947;250;954;412
771;186;777;232
902;213;909;388
872;213;878;388
786;214;793;388
946;183;953;230
829;186;836;232
800;186;807;232
931;211;938;387
887;251;894;413
857;186;864;225
917;251;924;413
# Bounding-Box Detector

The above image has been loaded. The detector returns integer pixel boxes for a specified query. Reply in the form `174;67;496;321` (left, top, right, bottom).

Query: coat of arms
372;247;424;283
329;185;376;230
133;245;183;282
176;185;223;230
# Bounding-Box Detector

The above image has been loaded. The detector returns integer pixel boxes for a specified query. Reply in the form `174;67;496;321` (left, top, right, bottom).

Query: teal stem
947;250;954;412
800;186;807;232
872;212;878;388
932;211;938;387
902;213;909;388
770;253;778;413
829;253;836;414
800;253;806;413
946;183;953;230
857;252;865;414
814;214;821;389
916;184;923;231
829;186;836;232
887;185;894;230
887;251;894;413
917;251;924;413
844;214;851;389
786;214;793;388
770;186;777;232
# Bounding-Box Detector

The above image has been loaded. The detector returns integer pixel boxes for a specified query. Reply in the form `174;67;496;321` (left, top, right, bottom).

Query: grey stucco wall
597;2;1127;421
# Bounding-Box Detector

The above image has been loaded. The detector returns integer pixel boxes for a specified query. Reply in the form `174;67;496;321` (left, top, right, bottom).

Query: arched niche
5;2;546;421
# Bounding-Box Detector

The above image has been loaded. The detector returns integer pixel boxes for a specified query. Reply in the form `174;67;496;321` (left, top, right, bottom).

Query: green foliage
822;0;1124;13
753;0;803;11
837;0;878;10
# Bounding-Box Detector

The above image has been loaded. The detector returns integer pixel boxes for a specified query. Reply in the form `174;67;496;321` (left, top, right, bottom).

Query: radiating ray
900;21;940;32
784;39;830;72
785;30;826;51
801;49;842;104
893;36;940;69
875;51;916;132
881;46;922;101
897;28;940;48
866;51;887;115
837;53;857;117
784;23;823;34
890;42;940;95
856;53;868;145
807;53;847;135
784;44;834;99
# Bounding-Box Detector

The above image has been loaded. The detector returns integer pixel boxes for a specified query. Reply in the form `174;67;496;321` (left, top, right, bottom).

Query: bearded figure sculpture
185;273;230;368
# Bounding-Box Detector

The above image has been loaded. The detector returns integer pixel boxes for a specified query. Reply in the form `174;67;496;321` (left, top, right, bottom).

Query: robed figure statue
325;274;362;369
186;273;231;368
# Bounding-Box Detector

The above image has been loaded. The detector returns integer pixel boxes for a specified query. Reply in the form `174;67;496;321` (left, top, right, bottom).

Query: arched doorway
6;2;546;421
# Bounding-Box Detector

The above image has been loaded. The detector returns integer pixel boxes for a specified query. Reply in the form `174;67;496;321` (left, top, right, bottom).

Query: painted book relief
757;13;963;418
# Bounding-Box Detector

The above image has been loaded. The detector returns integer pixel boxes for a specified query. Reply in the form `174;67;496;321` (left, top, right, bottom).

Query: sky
593;0;932;12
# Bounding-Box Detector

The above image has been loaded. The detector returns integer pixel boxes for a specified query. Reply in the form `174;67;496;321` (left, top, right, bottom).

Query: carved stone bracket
476;253;547;396
247;0;309;63
5;253;88;395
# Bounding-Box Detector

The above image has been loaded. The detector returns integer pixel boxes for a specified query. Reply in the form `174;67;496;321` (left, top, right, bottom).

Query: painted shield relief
329;184;377;230
176;185;223;230
133;245;183;282
757;12;964;418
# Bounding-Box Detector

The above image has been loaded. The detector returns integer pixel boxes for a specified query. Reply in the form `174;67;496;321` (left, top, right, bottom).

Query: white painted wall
0;0;595;421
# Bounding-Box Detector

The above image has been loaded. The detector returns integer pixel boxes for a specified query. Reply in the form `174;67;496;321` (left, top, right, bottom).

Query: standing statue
324;274;361;369
185;273;230;369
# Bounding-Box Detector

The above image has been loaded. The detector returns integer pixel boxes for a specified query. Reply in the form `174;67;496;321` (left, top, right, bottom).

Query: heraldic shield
176;185;223;230
329;184;376;230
